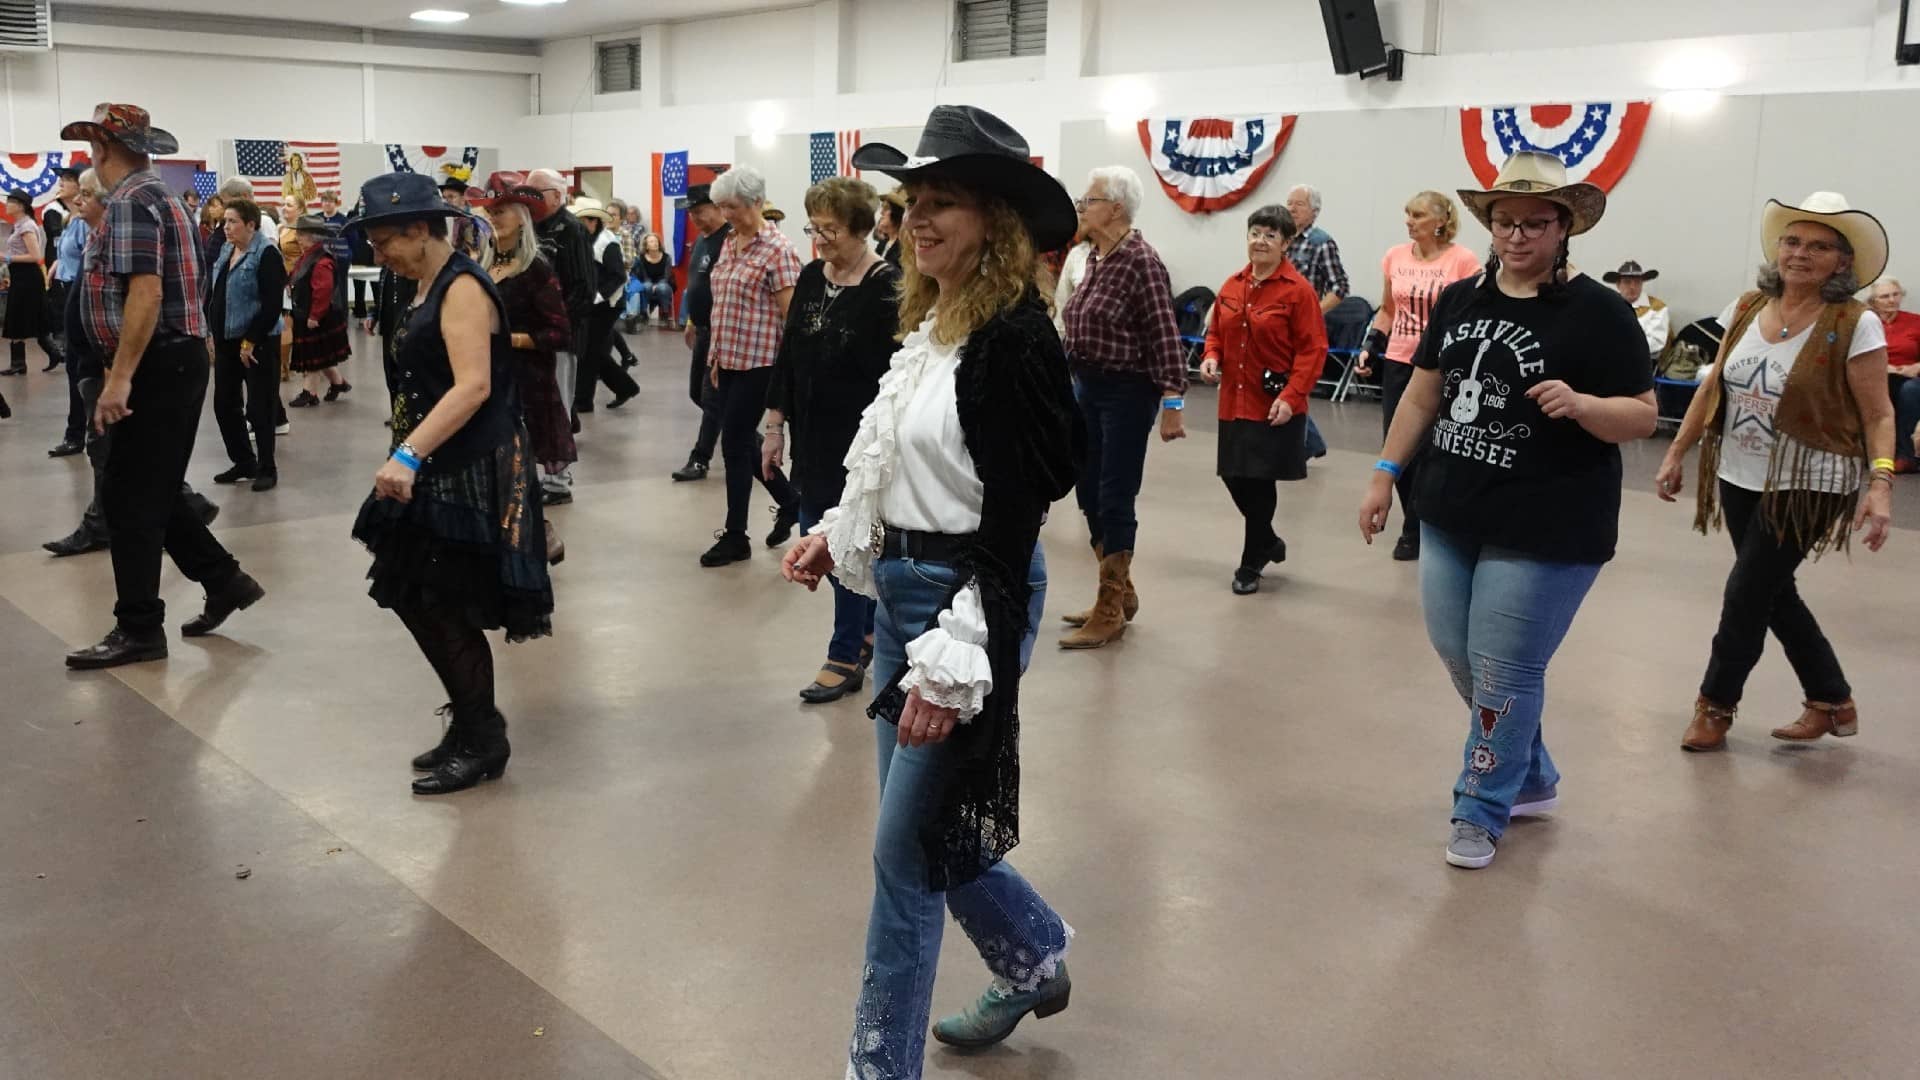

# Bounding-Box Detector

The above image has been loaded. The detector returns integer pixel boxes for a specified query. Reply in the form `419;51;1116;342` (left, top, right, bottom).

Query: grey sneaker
1511;785;1559;817
1445;821;1496;869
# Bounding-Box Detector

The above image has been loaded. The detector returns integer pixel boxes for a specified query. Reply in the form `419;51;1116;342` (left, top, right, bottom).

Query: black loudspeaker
1320;0;1389;76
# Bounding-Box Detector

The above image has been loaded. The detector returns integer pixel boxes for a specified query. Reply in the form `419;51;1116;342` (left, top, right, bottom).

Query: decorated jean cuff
898;584;994;721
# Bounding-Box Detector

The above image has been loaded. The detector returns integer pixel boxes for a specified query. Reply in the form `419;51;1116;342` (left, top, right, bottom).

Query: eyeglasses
802;224;842;239
1074;197;1116;212
1777;235;1843;256
1247;229;1287;243
1490;217;1558;240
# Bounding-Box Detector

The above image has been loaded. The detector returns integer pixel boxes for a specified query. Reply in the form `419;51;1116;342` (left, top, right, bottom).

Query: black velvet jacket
868;290;1085;890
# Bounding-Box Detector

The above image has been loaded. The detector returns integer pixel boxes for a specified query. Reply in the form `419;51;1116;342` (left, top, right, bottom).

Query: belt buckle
868;521;885;557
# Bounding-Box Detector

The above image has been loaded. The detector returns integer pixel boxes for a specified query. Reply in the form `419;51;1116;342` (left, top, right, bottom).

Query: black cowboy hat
680;183;713;210
850;106;1076;252
438;176;469;195
1602;259;1659;283
347;172;464;232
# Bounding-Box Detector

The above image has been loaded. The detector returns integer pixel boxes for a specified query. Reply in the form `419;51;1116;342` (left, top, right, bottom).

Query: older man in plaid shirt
62;103;265;670
1284;184;1348;459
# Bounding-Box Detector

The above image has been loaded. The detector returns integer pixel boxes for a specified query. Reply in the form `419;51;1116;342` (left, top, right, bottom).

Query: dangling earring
979;246;992;276
1435;226;1444;237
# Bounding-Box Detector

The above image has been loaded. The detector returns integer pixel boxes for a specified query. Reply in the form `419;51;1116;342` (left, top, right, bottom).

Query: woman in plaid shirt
698;166;804;568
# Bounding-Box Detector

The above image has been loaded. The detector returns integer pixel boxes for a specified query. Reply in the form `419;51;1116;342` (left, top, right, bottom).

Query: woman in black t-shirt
1357;151;1656;871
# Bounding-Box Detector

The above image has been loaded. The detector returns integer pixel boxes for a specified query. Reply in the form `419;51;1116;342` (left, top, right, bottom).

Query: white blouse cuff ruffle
898;584;993;721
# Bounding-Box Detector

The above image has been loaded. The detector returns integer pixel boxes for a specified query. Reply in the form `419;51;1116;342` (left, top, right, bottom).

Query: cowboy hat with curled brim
60;102;179;156
1458;150;1607;237
291;213;340;236
1602;260;1659;283
346;172;466;232
1760;191;1889;289
570;197;613;223
469;185;546;215
850;105;1077;252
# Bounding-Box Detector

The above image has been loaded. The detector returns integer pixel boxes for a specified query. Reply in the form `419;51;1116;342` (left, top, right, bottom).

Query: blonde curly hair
896;179;1048;346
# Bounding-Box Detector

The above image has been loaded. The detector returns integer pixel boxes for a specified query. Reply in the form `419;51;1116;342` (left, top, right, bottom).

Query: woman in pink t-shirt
1355;190;1482;559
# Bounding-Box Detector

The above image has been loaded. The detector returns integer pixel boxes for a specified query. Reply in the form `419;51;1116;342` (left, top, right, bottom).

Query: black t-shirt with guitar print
1411;273;1652;564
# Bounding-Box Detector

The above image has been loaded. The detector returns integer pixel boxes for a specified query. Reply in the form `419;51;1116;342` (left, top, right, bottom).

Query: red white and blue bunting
384;145;481;181
1459;101;1651;193
1;152;84;207
1137;116;1295;214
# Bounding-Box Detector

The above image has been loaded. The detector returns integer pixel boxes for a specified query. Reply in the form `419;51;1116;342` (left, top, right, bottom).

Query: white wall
666;7;816;106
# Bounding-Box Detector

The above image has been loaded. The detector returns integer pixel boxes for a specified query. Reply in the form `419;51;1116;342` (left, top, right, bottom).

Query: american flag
808;130;860;184
191;171;220;201
234;139;341;213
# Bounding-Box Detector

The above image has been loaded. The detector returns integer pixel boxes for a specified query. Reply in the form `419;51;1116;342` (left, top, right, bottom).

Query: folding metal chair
1318;295;1377;402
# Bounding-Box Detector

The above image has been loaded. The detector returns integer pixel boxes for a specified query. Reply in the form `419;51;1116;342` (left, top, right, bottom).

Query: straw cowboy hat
1457;150;1606;237
1760;192;1888;289
851;105;1077;251
570;197;613;224
1602;260;1659;283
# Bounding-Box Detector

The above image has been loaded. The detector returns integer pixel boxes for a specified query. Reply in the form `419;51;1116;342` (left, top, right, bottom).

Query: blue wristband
1161;397;1185;411
1374;458;1403;478
392;449;422;471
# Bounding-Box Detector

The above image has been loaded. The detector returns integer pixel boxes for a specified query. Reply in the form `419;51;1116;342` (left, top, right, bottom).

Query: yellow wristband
1871;457;1896;472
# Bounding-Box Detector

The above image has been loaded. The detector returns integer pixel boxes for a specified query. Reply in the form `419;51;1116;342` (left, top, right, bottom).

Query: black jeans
103;339;241;633
212;337;279;473
1380;361;1428;542
577;305;639;410
1221;477;1279;570
715;365;795;536
352;275;378;319
1700;481;1852;707
1072;367;1161;554
687;326;722;465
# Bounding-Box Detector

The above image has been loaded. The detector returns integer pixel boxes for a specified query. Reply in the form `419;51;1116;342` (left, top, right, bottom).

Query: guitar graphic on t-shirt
1451;339;1491;424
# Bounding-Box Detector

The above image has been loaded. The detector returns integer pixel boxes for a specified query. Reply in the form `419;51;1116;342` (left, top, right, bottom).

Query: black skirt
5;263;47;340
1217;415;1309;481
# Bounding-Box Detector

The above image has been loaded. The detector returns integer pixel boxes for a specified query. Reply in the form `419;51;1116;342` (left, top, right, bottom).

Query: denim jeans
1894;375;1920;467
852;545;1065;1080
798;499;877;666
1304;415;1327;458
1072;367;1161;554
1420;523;1601;838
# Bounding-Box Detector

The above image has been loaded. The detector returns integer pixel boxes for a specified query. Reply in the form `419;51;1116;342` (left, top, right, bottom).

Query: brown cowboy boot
1059;551;1130;650
1771;699;1858;742
1062;544;1138;627
1681;695;1737;752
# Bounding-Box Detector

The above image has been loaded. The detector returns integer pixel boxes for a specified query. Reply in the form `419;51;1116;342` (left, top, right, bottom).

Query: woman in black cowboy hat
347;172;555;797
780;105;1083;1079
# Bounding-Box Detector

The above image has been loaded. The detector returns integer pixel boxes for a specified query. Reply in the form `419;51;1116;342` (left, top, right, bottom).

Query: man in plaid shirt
1285;184;1348;459
63;103;265;671
1059;165;1187;650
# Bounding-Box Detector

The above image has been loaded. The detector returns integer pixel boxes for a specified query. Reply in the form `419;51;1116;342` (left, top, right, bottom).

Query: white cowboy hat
1457;150;1607;237
569;196;612;223
1760;192;1888;289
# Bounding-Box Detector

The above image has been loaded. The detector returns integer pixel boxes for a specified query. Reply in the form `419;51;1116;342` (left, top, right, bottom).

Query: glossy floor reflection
1;329;1916;1079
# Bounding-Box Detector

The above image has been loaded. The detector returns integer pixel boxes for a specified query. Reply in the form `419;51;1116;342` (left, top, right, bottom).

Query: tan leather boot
1063;544;1139;627
1772;699;1858;741
1681;695;1736;752
1059;551;1130;650
1060;544;1102;628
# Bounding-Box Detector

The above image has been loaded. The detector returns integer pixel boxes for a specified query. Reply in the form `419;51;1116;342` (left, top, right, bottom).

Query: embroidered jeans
1420;524;1601;838
850;546;1068;1080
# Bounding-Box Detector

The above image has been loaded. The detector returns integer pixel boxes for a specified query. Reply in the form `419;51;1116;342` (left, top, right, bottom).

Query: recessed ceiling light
411;9;470;22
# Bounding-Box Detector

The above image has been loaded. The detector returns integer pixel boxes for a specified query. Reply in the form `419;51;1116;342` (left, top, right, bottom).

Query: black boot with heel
412;709;510;795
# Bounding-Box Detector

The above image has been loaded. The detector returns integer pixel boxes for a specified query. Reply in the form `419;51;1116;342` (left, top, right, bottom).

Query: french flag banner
1137;116;1295;215
1459;101;1652;193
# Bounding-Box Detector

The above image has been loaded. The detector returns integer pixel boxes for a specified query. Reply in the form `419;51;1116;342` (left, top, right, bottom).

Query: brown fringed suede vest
1694;290;1869;555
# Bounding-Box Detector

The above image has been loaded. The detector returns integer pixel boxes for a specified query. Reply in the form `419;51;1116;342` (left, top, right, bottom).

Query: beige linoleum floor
0;326;1915;1080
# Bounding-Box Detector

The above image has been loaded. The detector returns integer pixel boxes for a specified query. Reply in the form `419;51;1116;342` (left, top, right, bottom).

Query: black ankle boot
411;703;459;770
412;711;510;795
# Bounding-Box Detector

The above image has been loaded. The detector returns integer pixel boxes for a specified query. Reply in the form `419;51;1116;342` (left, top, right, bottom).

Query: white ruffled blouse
812;315;994;719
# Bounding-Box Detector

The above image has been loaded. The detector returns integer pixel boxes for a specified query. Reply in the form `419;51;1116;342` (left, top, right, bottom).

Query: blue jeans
1304;415;1327;458
1894;375;1920;466
798;499;877;666
852;545;1065;1080
626;280;673;320
1072;367;1161;554
1420;523;1601;838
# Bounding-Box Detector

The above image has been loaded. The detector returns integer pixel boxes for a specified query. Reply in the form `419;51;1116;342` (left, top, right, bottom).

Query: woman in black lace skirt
347;172;554;797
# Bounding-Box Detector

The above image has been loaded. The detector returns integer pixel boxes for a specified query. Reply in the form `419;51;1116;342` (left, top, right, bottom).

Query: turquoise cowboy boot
930;963;1071;1049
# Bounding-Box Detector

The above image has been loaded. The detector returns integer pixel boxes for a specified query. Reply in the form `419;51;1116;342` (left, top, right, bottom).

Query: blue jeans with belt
1420;524;1601;838
850;544;1067;1080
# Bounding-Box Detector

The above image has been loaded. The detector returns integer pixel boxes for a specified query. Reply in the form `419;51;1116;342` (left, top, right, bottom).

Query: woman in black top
1357;151;1656;871
762;176;902;703
632;232;674;325
347;172;554;797
206;197;288;492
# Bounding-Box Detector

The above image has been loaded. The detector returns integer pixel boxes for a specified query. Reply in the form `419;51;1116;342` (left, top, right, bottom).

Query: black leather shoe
43;529;109;557
1231;569;1261;596
412;713;509;795
288;390;320;408
799;662;866;704
66;628;167;670
324;382;352;402
700;531;752;567
765;503;799;547
42;358;63;372
607;390;637;410
213;464;256;485
671;458;709;482
47;441;84;458
190;496;220;528
541;486;573;506
1392;534;1420;562
250;472;278;492
412;704;459;771
1267;537;1288;566
181;572;266;637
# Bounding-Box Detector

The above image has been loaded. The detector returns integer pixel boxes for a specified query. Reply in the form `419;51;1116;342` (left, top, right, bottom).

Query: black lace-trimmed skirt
290;307;351;372
351;420;554;642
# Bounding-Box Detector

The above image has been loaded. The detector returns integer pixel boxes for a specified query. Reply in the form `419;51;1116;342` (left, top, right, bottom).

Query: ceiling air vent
0;0;51;51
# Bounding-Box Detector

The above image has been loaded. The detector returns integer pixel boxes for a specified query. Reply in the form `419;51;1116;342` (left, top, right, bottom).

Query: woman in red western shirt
1199;204;1329;594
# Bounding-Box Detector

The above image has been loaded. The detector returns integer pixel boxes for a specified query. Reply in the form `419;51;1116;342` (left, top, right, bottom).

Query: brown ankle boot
1059;551;1130;650
1063;545;1138;627
1681;695;1736;752
1771;699;1858;742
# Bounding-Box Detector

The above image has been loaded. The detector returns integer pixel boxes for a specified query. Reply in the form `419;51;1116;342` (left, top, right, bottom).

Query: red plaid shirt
707;224;803;372
80;168;209;360
1061;230;1186;393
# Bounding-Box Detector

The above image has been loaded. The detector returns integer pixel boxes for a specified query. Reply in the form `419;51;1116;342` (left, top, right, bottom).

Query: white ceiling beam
53;20;544;74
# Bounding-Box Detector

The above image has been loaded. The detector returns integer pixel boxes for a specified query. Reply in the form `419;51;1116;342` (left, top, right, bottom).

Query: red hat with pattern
60;102;179;156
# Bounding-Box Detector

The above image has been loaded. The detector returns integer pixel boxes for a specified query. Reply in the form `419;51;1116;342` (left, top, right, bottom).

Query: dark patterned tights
395;600;497;728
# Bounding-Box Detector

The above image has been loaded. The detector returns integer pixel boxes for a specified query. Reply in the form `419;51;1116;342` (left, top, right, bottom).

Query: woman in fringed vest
780;106;1084;1080
1657;193;1898;752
